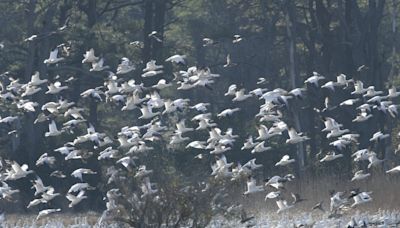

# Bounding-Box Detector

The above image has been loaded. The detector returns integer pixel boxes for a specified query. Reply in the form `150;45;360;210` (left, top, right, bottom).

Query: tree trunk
153;0;166;62
143;0;154;63
285;1;306;174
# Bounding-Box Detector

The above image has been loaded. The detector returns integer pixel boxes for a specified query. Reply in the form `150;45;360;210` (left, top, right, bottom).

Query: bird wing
49;48;58;59
282;155;290;161
49;121;58;132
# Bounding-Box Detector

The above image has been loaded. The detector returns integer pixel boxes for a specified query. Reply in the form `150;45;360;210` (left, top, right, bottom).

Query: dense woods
0;0;399;227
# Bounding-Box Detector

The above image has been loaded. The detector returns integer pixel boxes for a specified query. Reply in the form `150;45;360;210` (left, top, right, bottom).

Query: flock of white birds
0;32;400;227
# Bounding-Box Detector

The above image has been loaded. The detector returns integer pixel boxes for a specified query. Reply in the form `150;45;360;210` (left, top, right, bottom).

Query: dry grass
2;174;400;227
3;212;101;227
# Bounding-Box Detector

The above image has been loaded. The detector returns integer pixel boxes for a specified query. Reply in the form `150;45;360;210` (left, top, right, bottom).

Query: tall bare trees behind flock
0;0;399;226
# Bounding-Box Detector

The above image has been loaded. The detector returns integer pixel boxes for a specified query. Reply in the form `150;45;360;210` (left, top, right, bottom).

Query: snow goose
367;152;384;168
68;183;95;193
233;34;243;43
321;81;337;91
41;101;59;114
232;88;251;102
351;170;370;182
364;86;383;97
31;177;50;196
82;48;98;63
322;117;342;132
36;208;61;220
257;77;267;85
224;84;237;96
169;133;189;145
276;199;293;213
165;54;186;65
0;116;18;124
71;168;97;181
152;79;171;90
115;156;136;170
35;153;56;166
275;155;295;166
46;81;68;94
351;191;372;207
320;152;343;162
265;191;281;200
116;57;135;74
336;74;352;86
196;118;217;130
330;191;347;212
388;104;399;118
268;121;288;135
243;177;264;195
304;72;325;86
210;144;231;155
352;149;370;162
186;141;207;149
386;165;400;174
329;139;350;150
66;190;87;207
369;131;390;142
139;105;160;119
98;147;118;160
135;165;153;179
387;86;400;98
312;201;324;211
217;107;240;118
286;128;309;144
21;84;41;97
202;37;217;46
249;88;268;97
241;136;257;150
251;141;271;153
24;34;37;42
340;98;359;106
27;198;46;208
242;158;263;170
351;80;368;95
352;109;373;122
45;120;62;137
146;31;162;43
5;162;34;180
223;53;236;68
326;128;349;138
41;187;60;202
190;102;210;112
265;175;294;189
256;124;279;140
0;182;19;200
289;88;306;99
140;177;158;198
43;48;64;65
17;100;38;112
141;69;163;78
175;119;193;134
90;58;109;71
